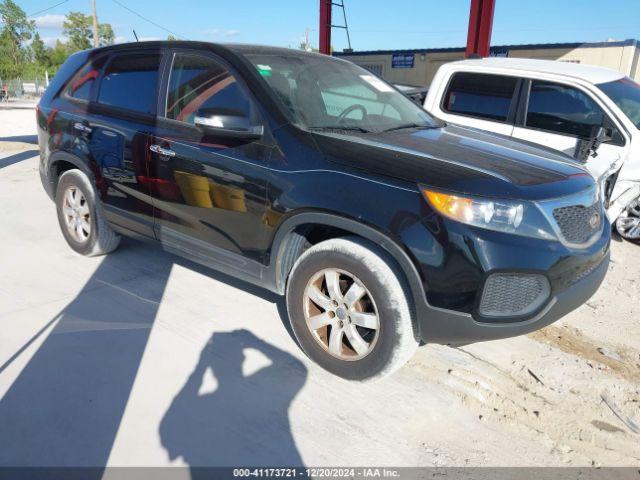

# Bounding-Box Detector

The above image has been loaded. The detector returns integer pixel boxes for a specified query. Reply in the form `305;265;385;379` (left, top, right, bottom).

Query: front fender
269;211;427;309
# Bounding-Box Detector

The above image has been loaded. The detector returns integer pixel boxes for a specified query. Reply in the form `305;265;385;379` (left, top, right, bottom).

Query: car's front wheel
55;169;120;256
286;237;418;381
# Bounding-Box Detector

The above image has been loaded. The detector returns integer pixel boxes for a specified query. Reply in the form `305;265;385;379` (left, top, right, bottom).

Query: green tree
63;11;92;51
167;34;177;41
98;23;114;46
0;0;35;77
31;32;50;67
49;40;71;68
63;11;114;52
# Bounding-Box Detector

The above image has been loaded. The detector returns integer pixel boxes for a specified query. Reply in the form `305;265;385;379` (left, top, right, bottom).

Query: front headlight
422;188;557;240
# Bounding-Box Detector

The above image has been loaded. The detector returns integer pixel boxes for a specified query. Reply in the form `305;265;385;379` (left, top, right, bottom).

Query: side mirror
590;125;613;144
574;126;613;162
194;108;264;140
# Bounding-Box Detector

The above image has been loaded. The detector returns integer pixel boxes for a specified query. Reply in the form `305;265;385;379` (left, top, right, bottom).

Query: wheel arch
269;212;425;316
48;151;95;194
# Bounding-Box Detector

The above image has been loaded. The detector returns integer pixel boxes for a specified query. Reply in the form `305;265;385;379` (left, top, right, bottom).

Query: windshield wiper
308;125;373;134
379;123;435;133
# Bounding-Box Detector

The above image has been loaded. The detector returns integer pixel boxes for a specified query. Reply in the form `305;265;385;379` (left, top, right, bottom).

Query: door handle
150;144;176;158
73;122;92;134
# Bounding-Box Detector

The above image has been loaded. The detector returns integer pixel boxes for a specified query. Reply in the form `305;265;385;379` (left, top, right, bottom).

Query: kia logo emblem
589;212;600;229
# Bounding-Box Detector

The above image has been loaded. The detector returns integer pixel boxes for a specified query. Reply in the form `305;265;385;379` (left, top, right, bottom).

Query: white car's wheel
615;197;640;242
286;237;418;381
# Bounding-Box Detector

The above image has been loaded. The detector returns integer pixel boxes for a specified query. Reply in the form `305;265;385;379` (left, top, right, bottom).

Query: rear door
68;49;166;237
148;50;273;268
435;71;520;136
512;79;627;185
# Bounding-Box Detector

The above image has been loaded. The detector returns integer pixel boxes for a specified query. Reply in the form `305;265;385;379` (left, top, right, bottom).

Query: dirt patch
529;325;640;384
411;341;640;465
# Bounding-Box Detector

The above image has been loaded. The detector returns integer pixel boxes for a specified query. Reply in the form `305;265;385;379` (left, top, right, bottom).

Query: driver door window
512;79;626;183
525;80;606;137
166;54;255;124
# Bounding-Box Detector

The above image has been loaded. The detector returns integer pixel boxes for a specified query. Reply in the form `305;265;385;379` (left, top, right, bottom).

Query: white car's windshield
246;53;440;133
598;77;640;129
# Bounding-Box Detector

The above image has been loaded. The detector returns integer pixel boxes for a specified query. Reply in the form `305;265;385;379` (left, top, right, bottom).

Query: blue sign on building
490;47;509;57
392;53;415;69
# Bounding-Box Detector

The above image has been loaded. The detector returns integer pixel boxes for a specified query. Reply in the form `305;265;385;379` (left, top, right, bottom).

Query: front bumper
415;248;609;345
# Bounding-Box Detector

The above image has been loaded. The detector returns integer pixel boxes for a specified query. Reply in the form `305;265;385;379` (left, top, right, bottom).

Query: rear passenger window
66;57;107;101
526;80;605;138
443;72;517;122
97;53;161;114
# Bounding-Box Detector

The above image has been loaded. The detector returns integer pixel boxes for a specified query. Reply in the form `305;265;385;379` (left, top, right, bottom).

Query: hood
310;124;594;201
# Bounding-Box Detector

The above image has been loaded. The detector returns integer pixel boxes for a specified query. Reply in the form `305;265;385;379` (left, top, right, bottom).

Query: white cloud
114;35;128;44
205;28;241;38
34;14;65;29
41;36;65;47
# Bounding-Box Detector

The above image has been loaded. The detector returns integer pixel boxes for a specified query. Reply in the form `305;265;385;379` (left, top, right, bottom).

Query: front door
149;51;273;269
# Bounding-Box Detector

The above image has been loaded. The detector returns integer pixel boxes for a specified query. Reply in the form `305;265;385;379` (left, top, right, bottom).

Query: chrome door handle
73;122;92;134
150;144;176;157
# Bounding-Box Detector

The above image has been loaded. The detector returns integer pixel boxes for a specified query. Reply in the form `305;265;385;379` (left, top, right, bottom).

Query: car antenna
133;29;139;42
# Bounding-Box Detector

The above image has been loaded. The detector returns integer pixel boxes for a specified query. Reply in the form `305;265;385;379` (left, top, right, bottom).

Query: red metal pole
319;0;332;55
465;0;495;58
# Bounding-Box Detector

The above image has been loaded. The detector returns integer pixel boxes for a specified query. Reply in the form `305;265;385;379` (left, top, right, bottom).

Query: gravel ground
0;106;638;467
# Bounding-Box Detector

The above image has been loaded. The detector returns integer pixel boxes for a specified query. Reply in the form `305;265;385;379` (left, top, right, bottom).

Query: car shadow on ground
0;238;307;472
0;149;38;169
0;134;38;144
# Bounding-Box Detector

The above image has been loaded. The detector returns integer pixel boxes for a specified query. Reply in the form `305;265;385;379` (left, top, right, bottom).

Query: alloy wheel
303;268;380;361
615;198;640;240
62;186;91;243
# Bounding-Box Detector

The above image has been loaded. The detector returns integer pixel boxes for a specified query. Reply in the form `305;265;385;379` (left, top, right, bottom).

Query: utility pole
91;0;99;47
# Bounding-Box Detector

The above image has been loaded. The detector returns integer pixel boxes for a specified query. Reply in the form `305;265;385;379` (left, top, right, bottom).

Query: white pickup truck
424;57;640;241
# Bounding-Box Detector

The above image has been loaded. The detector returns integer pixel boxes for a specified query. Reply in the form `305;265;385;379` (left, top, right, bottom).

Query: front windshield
597;77;640;129
246;52;439;132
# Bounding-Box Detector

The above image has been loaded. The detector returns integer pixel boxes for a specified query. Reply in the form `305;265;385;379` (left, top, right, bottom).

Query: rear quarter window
65;56;107;101
443;72;518;122
97;53;162;115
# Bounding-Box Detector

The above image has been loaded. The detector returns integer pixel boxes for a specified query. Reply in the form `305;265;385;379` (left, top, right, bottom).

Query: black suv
37;42;610;380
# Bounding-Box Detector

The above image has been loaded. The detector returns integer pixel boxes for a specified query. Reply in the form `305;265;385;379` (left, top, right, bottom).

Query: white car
424;57;640;241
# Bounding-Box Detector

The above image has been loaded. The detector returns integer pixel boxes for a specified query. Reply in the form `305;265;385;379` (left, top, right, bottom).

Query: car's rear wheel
55;169;120;256
286;237;418;381
615;197;640;242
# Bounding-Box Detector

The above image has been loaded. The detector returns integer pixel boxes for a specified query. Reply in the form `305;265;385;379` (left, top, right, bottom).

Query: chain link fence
0;77;49;102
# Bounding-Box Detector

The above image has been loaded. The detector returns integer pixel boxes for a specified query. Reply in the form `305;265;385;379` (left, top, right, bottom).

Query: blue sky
18;0;640;51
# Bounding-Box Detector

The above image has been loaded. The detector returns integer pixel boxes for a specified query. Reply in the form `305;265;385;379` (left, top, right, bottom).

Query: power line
27;0;70;18
110;0;185;39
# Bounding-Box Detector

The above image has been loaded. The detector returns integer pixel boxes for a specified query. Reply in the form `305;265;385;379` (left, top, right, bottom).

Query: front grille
479;273;550;318
552;203;601;244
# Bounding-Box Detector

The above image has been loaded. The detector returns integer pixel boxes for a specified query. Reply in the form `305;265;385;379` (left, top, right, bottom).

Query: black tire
55;169;120;256
614;198;640;244
286;237;418;381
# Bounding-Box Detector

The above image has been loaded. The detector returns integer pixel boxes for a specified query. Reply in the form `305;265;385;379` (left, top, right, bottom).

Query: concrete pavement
1;107;638;468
